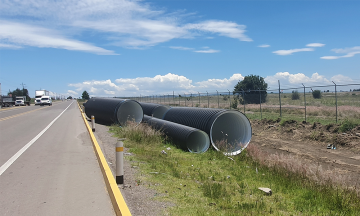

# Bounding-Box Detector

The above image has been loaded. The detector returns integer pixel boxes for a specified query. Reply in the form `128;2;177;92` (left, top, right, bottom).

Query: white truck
35;90;49;105
15;96;30;106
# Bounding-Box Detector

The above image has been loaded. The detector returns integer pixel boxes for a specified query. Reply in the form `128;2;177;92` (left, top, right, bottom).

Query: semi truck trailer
35;90;49;105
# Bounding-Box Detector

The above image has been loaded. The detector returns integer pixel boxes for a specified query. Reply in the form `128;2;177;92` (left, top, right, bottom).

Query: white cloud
67;90;78;95
194;49;220;53
330;74;354;83
195;74;244;90
169;46;194;50
306;43;325;47
321;46;360;60
0;43;22;49
258;44;270;48
273;48;314;55
0;0;252;50
185;20;252;42
265;72;330;88
0;21;117;55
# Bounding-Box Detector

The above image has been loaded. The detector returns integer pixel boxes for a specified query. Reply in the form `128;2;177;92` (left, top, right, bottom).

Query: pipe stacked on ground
139;102;171;119
84;98;143;126
163;107;252;156
143;115;210;153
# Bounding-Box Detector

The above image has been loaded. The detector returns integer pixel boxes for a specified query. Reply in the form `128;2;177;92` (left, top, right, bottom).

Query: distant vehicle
40;96;52;106
35;90;49;105
15;96;30;106
0;96;15;107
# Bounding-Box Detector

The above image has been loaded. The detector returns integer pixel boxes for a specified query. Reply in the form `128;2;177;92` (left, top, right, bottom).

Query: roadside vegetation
110;122;360;215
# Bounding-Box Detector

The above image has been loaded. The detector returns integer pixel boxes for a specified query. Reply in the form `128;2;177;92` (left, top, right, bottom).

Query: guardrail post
116;139;125;184
91;115;95;132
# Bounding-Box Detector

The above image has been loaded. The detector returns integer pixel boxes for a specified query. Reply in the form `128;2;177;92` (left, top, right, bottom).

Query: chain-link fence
120;83;360;123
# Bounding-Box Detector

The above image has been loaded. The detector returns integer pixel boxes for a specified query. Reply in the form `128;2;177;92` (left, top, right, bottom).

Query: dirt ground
250;118;360;187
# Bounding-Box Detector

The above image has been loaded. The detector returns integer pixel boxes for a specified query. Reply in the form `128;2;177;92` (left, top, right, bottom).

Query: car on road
40;96;52;106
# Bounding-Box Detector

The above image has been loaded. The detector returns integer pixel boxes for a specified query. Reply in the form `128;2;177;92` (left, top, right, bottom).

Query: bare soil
250;118;360;187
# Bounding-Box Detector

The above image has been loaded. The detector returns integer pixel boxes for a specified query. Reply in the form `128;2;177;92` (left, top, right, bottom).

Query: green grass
109;124;360;216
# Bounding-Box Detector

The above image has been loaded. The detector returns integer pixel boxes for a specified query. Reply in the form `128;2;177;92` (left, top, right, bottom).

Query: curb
77;103;132;216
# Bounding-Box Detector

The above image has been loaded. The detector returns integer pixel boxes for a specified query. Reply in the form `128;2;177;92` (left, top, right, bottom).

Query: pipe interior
117;101;143;126
210;111;252;155
187;130;210;153
152;106;170;119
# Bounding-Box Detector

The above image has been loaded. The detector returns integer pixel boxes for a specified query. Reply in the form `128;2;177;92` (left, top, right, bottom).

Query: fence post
259;89;262;120
191;93;193;107
216;90;219;108
302;83;307;122
179;94;180;106
173;91;175;105
241;89;245;114
278;80;282;117
206;91;209;108
228;89;231;110
332;81;338;123
184;93;187;107
198;92;200;107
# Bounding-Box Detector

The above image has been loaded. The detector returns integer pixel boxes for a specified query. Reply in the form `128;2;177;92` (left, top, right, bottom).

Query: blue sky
0;0;359;98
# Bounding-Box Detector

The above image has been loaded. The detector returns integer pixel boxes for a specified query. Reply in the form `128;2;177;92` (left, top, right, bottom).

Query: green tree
233;74;268;104
67;96;73;99
82;91;90;100
312;90;322;99
8;88;30;101
291;90;300;100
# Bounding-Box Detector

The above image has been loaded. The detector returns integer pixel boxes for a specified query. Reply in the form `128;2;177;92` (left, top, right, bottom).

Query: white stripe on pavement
0;102;74;176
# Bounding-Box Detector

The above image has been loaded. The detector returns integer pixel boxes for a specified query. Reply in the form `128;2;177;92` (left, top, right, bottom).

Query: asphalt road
0;101;114;216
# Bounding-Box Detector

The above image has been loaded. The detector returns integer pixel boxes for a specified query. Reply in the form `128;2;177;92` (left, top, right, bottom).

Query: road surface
0;101;114;216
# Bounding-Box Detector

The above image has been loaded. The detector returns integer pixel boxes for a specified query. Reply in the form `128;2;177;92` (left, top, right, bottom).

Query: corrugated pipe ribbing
143;115;210;153
139;102;171;119
84;98;143;126
163;107;252;155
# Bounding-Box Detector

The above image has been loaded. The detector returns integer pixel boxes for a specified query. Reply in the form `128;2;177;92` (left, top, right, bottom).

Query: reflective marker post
91;115;95;132
116;139;126;184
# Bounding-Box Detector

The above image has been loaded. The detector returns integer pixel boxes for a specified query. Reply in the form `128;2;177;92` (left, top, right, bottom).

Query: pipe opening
187;131;210;153
210;111;252;155
117;101;143;126
152;106;170;119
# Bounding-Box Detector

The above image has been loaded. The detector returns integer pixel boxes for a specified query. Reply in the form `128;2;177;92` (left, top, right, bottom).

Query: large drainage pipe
143;115;210;153
139;102;171;119
84;98;143;126
163;107;252;155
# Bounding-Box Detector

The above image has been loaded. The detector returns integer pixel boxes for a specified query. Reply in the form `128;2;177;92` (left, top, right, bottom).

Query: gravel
89;121;174;216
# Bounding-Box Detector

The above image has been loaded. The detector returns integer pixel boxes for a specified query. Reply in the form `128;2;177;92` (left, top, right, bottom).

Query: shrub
292;90;300;100
231;97;238;109
312;90;322;99
339;119;358;132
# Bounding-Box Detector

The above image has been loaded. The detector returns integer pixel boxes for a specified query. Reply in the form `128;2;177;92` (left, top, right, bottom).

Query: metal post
206;91;209;108
278;80;282;117
259;89;262;120
332;81;338;123
228;90;231;110
179;93;180;106
242;89;245;114
198;92;200;107
302;83;306;122
91;115;95;132
116;139;125;184
191;93;193;107
184;93;187;106
216;90;219;108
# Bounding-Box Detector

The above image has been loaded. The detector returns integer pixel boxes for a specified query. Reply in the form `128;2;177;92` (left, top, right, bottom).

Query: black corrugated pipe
84;98;143;126
163;107;252;155
139;102;171;119
143;115;210;153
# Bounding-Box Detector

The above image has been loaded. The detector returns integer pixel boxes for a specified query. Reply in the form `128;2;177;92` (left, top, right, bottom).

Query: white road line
0;102;74;176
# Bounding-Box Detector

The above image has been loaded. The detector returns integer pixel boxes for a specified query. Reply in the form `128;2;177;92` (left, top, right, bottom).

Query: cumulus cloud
0;0;252;51
0;21;117;55
321;46;360;60
265;72;331;88
273;48;314;55
195;74;244;90
258;44;270;48
306;43;325;47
